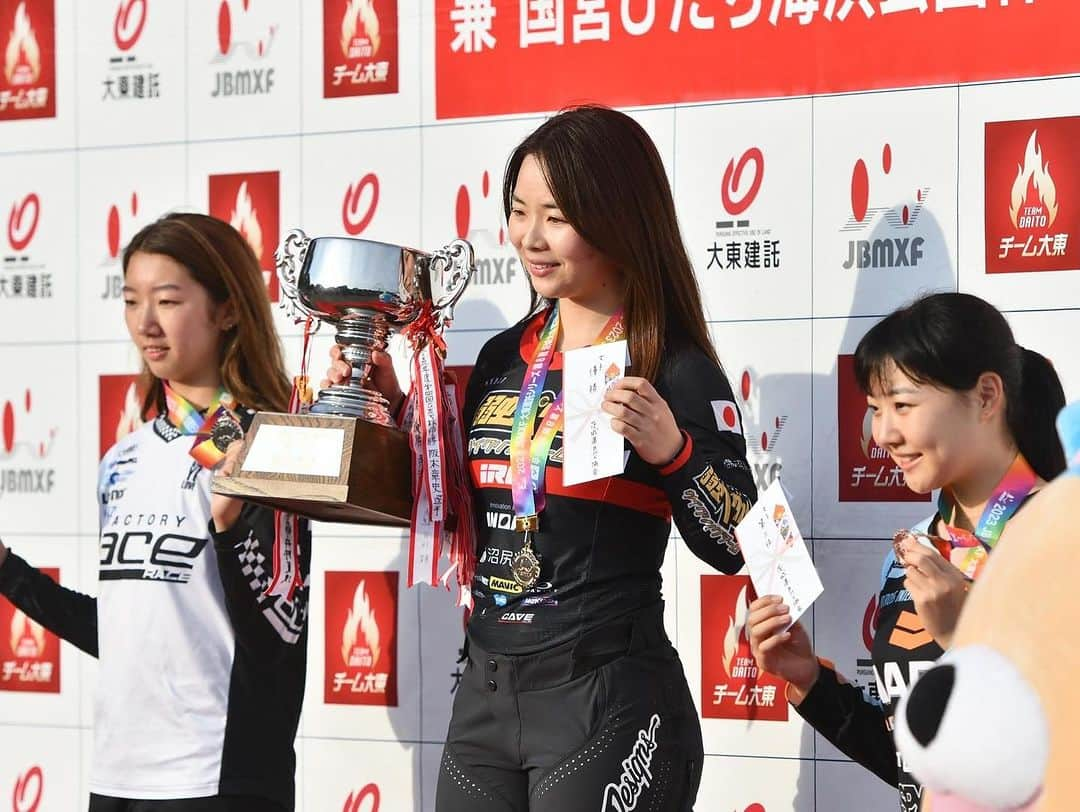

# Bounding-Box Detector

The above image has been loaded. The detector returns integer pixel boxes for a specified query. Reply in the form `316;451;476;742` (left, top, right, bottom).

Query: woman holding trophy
0;213;309;812
326;105;757;811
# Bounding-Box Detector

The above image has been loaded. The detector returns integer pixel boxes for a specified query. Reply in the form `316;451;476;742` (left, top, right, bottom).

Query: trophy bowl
210;229;475;526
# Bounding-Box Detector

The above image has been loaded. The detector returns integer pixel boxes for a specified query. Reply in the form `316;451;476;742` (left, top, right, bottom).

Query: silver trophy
276;229;474;423
211;229;475;526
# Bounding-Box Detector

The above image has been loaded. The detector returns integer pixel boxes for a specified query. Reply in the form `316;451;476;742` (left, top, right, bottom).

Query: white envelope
734;478;823;627
562;339;628;486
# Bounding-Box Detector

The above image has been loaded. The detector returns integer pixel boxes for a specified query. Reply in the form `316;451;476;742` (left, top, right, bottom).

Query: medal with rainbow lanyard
164;382;244;468
508;304;624;589
935;453;1039;579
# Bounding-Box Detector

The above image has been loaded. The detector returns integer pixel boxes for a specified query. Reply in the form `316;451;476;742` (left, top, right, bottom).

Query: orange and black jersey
794;517;942;811
462;308;757;654
795;500;1031;812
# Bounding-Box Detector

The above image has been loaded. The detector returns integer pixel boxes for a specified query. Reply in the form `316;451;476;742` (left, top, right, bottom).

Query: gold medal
510;529;541;589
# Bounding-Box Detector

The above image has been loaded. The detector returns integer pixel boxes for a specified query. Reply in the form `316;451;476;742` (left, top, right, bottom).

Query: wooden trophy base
210;412;411;526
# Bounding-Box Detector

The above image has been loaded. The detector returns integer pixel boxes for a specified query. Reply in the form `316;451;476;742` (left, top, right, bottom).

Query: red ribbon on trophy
264;316;316;601
402;303;477;607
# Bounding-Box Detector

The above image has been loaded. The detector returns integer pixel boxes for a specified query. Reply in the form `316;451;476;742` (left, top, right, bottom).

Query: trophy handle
428;239;475;325
276;228;317;323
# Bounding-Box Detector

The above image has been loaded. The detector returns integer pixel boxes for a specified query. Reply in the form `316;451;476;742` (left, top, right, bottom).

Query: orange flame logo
341;0;381;58
4;2;41;85
1010;130;1058;229
229;181;264;263
721;583;749;678
114;381;144;444
341;580;381;669
10;609;45;659
860;406;874;459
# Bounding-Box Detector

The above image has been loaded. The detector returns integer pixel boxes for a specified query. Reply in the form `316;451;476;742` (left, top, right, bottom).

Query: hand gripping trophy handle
214;229;476;527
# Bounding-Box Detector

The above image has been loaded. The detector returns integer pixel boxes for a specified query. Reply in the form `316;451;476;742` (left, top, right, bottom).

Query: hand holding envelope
735;479;823;629
562;339;629;486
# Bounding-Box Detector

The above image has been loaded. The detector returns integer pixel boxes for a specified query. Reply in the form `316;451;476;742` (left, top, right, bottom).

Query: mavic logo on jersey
478;462;511;485
602;713;661;812
100;531;208;582
488;577;523;595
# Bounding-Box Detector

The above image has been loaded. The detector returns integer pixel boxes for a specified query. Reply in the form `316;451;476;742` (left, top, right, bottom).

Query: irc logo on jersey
474;460;511;486
99;531;208;583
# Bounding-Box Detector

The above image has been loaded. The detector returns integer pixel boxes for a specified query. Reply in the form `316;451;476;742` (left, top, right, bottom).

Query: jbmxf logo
0;0;54;120
11;765;43;812
343;784;379;812
325;571;399;706
454;169;520;287
985;117;1080;274
322;0;399;97
700;575;787;721
836;354;929;503
0;387;57;500
0;568;60;693
706;147;780;273
841;144;928;271
737;367;787;491
211;0;278;97
98;191;140;300
208;171;280;301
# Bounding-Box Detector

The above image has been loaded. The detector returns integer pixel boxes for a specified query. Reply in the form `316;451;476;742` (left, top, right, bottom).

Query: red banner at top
435;0;1079;119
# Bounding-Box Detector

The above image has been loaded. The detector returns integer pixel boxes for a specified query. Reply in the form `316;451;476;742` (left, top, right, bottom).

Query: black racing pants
436;603;703;811
88;795;285;812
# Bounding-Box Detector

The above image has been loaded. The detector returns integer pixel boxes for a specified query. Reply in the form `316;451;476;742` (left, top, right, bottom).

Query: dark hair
502;105;718;382
122;212;292;418
854;291;1066;481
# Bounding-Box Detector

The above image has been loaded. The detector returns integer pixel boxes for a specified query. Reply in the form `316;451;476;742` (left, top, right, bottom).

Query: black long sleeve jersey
463;310;758;654
0;410;310;809
794;515;946;812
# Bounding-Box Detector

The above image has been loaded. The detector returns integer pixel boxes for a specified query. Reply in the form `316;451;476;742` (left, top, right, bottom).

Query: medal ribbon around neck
935;452;1038;578
163;381;240;469
508;304;624;528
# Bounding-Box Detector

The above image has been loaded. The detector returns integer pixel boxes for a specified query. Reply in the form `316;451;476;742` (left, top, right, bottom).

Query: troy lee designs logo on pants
601;714;661;812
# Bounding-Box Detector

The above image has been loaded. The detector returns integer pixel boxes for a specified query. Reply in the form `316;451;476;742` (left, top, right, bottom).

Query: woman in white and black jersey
747;291;1066;810
0;213;310;812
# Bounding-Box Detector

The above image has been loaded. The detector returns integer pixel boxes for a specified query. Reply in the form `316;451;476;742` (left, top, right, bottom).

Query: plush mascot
893;401;1080;811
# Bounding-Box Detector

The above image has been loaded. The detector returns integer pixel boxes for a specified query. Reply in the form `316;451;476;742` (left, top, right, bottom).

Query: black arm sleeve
0;551;98;657
209;503;311;659
794;665;899;787
654;348;758;574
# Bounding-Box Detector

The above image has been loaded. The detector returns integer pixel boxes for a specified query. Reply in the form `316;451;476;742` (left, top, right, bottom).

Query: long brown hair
502;105;719;382
122;212;291;417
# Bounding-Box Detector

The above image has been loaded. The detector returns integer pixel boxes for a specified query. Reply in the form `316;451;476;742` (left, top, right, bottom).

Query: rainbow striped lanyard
936;453;1037;577
508;304;624;531
164;381;238;469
